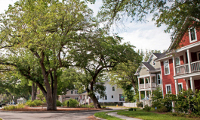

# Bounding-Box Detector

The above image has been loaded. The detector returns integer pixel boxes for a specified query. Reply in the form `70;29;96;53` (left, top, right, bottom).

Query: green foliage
3;104;25;110
117;109;193;120
26;100;37;107
56;100;62;106
36;93;44;101
63;99;79;107
128;108;136;111
26;100;43;107
152;87;163;109
143;105;151;112
157;105;168;112
79;104;94;108
137;102;143;108
94;112;123;120
175;89;200;115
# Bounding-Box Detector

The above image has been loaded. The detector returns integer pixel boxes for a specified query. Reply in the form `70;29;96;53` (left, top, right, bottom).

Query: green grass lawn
94;112;123;120
117;109;199;120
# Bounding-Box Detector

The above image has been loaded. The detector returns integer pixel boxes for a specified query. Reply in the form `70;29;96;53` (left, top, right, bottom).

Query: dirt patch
87;115;100;120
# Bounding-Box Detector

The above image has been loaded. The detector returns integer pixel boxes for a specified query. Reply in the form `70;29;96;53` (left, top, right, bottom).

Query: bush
128;108;136;111
26;100;36;107
33;100;43;106
137;102;143;107
63;99;79;107
16;104;25;109
3;105;17;110
157;105;168;112
79;104;94;108
26;100;43;107
56;100;62;106
143;105;151;112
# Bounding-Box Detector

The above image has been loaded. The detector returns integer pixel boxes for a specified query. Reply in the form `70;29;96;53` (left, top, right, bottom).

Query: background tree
70;28;139;108
0;0;95;110
88;0;200;40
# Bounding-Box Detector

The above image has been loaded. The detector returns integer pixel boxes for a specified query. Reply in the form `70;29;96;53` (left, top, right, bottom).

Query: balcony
139;83;156;89
175;61;200;75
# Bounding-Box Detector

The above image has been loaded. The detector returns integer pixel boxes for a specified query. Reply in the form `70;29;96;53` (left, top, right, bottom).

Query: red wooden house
156;21;200;96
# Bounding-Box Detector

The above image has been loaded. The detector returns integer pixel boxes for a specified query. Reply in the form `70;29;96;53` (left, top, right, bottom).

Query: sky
0;0;171;52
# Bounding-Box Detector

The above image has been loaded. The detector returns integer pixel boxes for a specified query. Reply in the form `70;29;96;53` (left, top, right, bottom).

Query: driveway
0;110;105;120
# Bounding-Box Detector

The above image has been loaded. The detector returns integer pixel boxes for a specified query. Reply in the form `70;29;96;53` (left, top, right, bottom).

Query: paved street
0;110;104;120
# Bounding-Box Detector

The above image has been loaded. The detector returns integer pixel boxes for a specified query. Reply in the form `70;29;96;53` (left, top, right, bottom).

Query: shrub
16;104;25;109
79;104;94;108
128;108;133;111
63;99;79;107
56;100;62;106
33;100;43;106
26;100;36;107
26;100;43;107
157;105;168;112
137;102;143;107
143;105;151;112
3;105;16;110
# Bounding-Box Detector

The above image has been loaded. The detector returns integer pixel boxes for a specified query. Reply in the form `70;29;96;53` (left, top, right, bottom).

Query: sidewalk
107;112;142;120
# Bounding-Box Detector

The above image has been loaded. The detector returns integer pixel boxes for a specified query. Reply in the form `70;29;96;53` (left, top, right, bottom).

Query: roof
153;53;163;58
142;62;155;71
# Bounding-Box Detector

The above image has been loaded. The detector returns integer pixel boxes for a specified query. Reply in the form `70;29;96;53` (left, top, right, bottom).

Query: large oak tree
0;0;95;110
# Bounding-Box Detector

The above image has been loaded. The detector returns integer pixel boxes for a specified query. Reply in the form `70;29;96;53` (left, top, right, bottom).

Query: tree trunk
90;95;101;108
31;83;37;101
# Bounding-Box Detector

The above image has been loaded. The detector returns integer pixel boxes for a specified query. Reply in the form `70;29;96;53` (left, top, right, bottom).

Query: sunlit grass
117;109;198;120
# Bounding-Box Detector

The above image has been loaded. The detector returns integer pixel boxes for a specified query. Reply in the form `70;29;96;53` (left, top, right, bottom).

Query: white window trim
178;83;183;92
197;52;200;61
189;27;197;43
165;84;171;94
164;60;170;75
175;57;180;66
157;74;161;84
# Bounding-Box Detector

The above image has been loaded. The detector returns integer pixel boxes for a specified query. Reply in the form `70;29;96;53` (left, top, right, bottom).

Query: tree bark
31;83;37;101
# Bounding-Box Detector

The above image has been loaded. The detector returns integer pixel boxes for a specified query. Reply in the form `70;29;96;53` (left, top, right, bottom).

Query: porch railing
191;61;200;72
175;61;200;75
139;83;156;89
175;64;189;75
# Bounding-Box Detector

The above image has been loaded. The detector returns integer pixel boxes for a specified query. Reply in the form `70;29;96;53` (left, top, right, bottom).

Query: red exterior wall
178;28;200;48
161;59;187;96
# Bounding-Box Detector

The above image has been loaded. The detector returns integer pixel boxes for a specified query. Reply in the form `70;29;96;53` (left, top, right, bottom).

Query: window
111;95;113;98
175;57;180;66
166;84;171;94
105;95;107;100
71;91;73;94
157;74;161;84
197;52;200;61
178;83;183;92
189;27;197;42
164;60;170;75
112;86;115;91
153;60;155;65
119;94;124;101
75;90;78;94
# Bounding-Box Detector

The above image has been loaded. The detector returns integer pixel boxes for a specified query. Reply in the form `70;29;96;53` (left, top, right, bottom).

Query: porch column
138;78;140;89
185;79;189;90
190;77;195;92
175;79;179;95
150;76;152;88
145;90;147;100
187;49;192;73
172;57;176;76
144;78;146;89
139;91;141;101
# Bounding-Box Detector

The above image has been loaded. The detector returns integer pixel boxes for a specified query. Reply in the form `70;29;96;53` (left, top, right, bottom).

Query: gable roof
142;62;155;71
